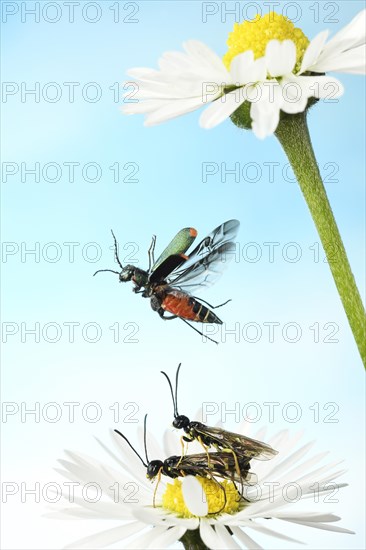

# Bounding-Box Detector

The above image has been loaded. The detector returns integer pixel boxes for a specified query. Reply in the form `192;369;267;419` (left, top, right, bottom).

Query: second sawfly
94;220;239;343
114;364;278;514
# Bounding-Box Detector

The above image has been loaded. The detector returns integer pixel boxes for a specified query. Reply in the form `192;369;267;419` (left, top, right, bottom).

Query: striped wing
167;219;240;292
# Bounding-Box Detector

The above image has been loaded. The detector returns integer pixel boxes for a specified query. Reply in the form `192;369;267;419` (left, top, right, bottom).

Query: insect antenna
114;429;147;468
93;269;120;276
175;363;182;417
143;414;150;464
160;369;178;418
111;229;124;270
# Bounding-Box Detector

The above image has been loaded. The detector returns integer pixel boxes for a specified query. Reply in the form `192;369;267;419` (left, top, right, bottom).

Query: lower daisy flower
51;425;354;549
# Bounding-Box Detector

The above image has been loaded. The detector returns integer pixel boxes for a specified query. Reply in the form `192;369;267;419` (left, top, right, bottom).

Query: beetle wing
152;228;197;273
149;254;188;283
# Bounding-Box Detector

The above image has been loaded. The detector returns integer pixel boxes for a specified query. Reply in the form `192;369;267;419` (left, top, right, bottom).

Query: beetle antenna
160;370;177;417
111;229;123;270
143;414;150;464
114;429;147;467
93;269;120;276
175;363;182;417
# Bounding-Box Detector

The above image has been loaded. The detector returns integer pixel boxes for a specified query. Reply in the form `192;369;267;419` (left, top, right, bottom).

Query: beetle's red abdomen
161;290;222;324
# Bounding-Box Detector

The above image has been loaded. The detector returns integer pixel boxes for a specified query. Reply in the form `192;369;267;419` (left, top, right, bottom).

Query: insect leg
180;319;219;345
192;297;232;310
197;435;211;467
153;466;163;508
148;235;156;273
232;481;242;502
177;436;188;467
158;309;178;320
208;476;227;515
221;448;241;478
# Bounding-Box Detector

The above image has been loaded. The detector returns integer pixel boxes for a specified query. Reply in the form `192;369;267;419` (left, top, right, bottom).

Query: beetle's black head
173;415;190;430
94;230;136;281
119;265;135;282
146;460;164;480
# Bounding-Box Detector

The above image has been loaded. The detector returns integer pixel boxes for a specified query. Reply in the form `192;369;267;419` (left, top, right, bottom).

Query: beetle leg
158;309;178;320
180;318;219;344
191;297;231;310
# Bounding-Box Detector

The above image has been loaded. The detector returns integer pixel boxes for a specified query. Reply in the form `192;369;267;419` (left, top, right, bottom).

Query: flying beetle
161;364;279;470
114;415;256;513
94;220;240;344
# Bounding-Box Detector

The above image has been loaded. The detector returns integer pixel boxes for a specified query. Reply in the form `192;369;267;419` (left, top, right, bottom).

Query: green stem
180;528;209;550
275;111;366;368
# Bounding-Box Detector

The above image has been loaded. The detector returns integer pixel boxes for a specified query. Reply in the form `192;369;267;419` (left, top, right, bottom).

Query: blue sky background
1;1;365;548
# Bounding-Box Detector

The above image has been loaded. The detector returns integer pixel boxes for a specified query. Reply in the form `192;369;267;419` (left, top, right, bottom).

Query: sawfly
161;364;279;466
114;415;256;513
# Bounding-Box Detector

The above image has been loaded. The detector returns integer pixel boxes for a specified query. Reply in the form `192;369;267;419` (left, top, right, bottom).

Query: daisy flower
121;10;366;368
123;10;366;139
51;424;354;549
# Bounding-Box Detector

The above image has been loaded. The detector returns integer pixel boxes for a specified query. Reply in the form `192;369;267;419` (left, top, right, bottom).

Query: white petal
261;441;315;483
144;97;207;126
230;51;254;83
279;78;310;114
215;523;241;549
275;512;341;522
199;520;222;549
184;40;229;76
182;476;208;517
122;99;167;115
319;9;366;60
296;459;344;486
244;521;303;544
294;75;344;99
148;525;187;548
300;30;329;73
275;451;329;485
249;84;282;139
279;518;355;534
123;526;167;550
230;526;263;549
246;57;267;84
126;68;160;79
266;40;296;76
199;91;244;129
64;522;146;550
163;429;181;457
312;44;366;74
132;504;199;529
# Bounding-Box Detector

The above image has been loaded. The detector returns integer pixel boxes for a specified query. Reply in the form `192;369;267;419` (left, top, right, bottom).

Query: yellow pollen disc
223;12;309;72
162;478;240;518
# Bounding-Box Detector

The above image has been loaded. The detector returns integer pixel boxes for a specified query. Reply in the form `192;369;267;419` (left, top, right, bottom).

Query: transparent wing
193;425;278;461
167;219;240;292
178;452;257;485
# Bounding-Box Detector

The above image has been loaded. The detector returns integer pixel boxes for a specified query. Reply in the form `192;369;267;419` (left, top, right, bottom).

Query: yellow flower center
162;478;240;518
223;12;309;72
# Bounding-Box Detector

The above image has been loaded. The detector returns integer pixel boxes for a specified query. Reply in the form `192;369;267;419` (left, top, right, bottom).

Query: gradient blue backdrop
1;1;365;548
